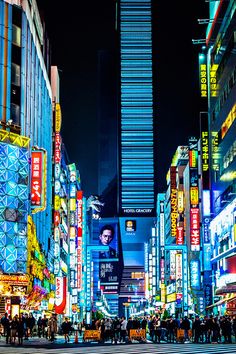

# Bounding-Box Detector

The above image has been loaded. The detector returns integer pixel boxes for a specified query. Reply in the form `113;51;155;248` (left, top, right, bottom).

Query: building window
11;63;20;86
12;25;21;47
11;103;20;125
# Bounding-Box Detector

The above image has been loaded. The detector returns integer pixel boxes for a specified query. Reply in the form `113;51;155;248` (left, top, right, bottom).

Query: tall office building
117;0;157;313
118;0;155;215
97;0;157;315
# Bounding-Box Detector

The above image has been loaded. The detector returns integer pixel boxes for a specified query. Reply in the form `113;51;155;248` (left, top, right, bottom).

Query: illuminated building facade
0;0;54;313
198;0;236;315
164;147;189;316
118;0;155;215
117;0;157;316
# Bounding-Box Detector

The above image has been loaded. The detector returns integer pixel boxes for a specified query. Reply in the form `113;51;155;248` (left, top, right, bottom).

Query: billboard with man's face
98;222;119;259
94;220;121;294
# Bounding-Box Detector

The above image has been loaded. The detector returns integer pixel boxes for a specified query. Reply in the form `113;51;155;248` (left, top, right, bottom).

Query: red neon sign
31;151;43;206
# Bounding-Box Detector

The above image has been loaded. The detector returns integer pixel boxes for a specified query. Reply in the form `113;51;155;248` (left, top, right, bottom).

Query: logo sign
77;191;83;237
31;150;45;210
77;191;83;291
199;55;207;98
55;103;62;132
190;260;200;288
125;220;136;232
190;187;199;206
55;277;66;314
54;133;61;164
212;131;219;171
210;64;218;97
170;167;177;237
0;274;28;284
176;226;184;245
190;208;200;251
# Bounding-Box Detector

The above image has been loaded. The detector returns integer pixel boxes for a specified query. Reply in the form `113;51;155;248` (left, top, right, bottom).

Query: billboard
98;222;119;259
96;221;120;294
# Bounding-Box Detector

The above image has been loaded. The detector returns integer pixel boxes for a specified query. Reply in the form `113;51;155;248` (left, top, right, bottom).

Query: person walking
48;314;57;342
42;315;48;338
120;316;128;343
192;315;202;343
10;315;18;345
37;316;43;337
181;316;190;342
17;314;24;346
61;317;71;343
28;313;36;337
1;312;9;337
3;313;11;344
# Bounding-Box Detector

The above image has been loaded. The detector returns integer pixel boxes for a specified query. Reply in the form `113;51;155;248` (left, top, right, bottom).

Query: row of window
11;19;22;125
222;139;236;170
212;64;236;122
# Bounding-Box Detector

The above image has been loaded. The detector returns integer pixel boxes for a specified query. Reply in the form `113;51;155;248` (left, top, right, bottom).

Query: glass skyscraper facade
119;0;155;215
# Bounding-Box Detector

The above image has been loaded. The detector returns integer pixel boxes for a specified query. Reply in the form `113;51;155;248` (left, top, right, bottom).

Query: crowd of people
0;312;58;345
86;314;236;344
1;312;236;345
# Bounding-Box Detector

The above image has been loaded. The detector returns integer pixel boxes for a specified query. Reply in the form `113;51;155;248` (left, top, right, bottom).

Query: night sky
37;0;208;196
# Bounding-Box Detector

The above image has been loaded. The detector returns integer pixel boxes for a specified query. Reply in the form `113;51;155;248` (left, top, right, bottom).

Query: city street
1;336;236;354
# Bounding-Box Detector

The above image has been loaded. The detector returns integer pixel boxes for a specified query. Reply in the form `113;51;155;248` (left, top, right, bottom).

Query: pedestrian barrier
83;329;101;342
129;329;146;342
176;329;185;343
176;329;192;343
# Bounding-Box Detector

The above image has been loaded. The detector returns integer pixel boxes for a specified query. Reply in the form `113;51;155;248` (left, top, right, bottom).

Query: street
1;336;236;354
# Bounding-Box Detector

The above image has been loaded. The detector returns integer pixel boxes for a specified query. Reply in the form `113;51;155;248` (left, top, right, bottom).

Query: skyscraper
118;0;155;216
117;0;157;313
97;0;157;315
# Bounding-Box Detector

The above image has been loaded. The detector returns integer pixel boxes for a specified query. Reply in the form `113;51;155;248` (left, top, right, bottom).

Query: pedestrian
37;316;43;337
42;315;48;338
180;316;190;342
23;313;29;340
48;314;57;342
61;317;71;343
112;316;121;344
120;316;128;343
1;312;8;337
10;315;18;345
192;315;202;343
3;313;11;344
17;314;24;346
28;313;36;337
232;316;236;343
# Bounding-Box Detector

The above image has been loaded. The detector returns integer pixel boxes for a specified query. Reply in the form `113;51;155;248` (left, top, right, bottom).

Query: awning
226;296;236;303
215;285;236;295
206;298;227;310
206;296;236;309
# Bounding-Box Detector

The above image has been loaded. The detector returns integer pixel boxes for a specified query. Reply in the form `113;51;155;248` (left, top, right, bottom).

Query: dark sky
37;0;208;196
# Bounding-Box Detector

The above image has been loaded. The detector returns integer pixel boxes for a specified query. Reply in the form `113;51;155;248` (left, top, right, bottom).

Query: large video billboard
94;220;120;294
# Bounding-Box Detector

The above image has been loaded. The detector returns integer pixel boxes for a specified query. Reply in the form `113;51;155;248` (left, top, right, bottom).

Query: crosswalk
1;342;236;354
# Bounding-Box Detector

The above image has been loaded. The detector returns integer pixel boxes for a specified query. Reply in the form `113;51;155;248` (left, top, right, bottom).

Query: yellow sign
201;131;209;172
171;189;177;237
221;103;236;139
0;274;29;284
129;329;146;341
167;293;176;303
54;195;61;211
70;199;76;211
212;131;219;171
200;63;207;98
55;103;61;132
190;187;199;205
210;64;218;97
84;330;101;341
178;191;184;213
